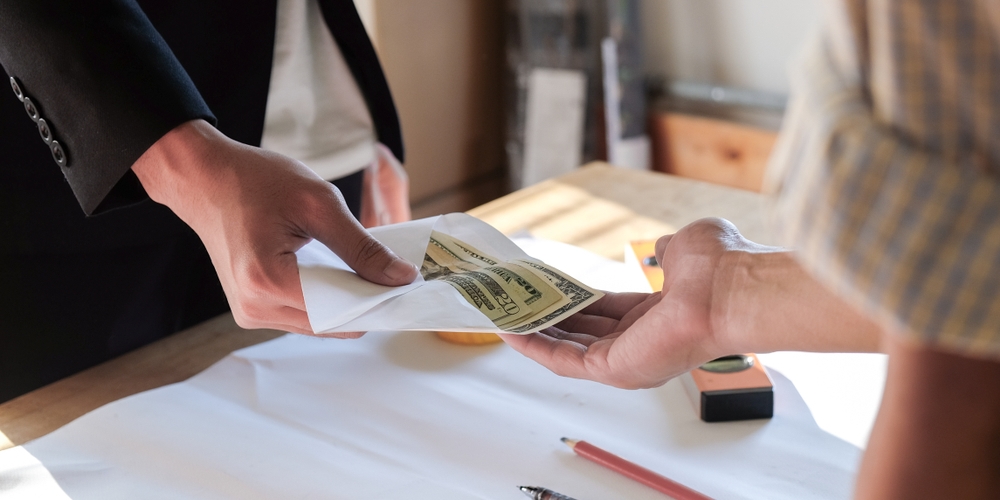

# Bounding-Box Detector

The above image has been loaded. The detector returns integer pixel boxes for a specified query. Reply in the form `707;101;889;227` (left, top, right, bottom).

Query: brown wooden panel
649;112;777;192
374;0;506;207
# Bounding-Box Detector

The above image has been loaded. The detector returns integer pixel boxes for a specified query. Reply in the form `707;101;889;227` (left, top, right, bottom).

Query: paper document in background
522;68;587;186
602;37;650;171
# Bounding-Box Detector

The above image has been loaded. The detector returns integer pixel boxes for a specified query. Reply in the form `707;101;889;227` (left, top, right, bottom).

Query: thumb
307;192;418;287
654;233;674;262
345;232;419;286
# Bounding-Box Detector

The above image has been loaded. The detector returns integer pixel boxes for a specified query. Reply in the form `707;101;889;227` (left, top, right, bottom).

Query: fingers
553;313;621;337
499;332;594;380
232;304;313;334
306;188;418;287
654;233;674;261
552;293;660;337
500;331;649;388
541;326;602;346
312;331;367;339
225;250;316;332
232;302;365;339
579;292;656;319
614;293;663;328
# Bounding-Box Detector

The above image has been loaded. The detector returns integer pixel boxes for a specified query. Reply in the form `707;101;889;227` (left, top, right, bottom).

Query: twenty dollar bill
420;231;603;333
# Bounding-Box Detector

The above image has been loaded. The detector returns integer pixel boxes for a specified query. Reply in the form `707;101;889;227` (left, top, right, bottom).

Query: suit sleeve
0;0;216;214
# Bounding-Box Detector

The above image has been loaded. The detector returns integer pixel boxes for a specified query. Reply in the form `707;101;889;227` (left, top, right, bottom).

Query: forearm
131;119;235;227
715;250;883;354
856;335;1000;498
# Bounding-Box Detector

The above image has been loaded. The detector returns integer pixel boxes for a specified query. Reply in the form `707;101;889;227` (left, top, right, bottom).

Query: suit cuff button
51;140;68;167
23;97;40;121
10;77;24;102
37;118;53;144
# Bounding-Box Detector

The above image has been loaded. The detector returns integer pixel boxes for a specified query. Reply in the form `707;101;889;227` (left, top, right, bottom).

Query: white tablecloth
0;239;887;500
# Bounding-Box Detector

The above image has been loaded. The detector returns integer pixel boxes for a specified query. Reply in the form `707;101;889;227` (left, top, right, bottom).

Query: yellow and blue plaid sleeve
768;0;1000;359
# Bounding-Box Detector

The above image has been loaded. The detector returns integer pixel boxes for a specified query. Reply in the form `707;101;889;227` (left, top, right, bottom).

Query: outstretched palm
501;218;761;389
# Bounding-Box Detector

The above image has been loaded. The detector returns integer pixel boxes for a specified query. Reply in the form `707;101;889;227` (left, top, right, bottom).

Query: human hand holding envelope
297;213;604;334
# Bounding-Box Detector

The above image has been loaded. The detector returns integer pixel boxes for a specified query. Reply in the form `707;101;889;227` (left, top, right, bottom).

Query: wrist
131;119;230;221
714;247;884;354
711;248;793;354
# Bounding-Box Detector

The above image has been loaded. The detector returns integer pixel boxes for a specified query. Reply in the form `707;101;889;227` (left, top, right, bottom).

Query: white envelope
297;213;592;334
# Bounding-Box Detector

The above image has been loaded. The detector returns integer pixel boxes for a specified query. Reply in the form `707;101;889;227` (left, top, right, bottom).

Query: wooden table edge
0;314;283;450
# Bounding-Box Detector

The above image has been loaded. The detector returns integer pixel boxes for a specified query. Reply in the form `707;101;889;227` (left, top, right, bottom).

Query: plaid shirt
768;0;1000;358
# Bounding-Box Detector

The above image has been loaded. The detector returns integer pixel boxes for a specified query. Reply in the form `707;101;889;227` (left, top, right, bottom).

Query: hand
501;218;749;388
132;120;418;336
501;217;881;389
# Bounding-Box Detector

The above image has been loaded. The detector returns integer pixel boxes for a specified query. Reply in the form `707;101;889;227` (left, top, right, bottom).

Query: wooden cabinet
649;111;778;193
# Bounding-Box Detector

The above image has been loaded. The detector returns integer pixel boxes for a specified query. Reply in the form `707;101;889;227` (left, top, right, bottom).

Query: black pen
518;485;580;500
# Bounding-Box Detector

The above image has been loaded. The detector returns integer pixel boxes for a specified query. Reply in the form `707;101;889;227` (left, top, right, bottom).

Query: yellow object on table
625;240;663;292
435;331;503;345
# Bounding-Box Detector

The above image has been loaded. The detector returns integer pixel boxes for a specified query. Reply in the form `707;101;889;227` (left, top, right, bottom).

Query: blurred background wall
356;0;506;218
642;0;820;95
353;0;822;215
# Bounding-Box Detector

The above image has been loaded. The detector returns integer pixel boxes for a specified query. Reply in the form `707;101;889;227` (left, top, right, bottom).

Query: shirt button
50;140;68;167
10;77;24;102
23;97;40;121
37;118;53;144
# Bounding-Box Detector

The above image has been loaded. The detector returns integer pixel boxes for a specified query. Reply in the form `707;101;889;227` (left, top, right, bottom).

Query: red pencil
561;438;713;500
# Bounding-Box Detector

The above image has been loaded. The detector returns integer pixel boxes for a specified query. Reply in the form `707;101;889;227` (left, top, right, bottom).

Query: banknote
420;231;602;332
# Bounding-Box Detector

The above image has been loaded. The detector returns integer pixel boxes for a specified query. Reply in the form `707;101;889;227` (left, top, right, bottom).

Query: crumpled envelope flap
297;213;564;334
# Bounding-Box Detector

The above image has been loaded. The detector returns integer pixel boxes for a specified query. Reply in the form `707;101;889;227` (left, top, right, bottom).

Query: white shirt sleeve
260;0;378;181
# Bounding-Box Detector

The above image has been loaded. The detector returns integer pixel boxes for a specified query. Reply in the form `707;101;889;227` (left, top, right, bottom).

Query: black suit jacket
0;0;402;251
0;0;404;401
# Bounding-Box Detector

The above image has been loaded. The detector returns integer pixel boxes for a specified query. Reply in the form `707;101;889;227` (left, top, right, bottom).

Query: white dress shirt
260;0;377;181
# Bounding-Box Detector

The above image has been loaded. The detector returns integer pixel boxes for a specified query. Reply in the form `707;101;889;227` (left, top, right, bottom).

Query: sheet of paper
521;68;587;186
297;213;603;334
0;239;887;500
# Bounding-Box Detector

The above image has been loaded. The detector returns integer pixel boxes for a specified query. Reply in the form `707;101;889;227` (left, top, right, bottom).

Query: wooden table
0;163;772;451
